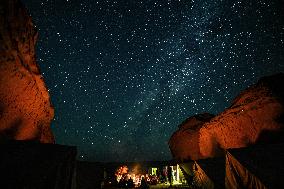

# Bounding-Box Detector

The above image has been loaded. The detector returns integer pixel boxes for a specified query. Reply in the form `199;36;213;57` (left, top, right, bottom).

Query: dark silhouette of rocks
0;0;54;143
169;73;284;161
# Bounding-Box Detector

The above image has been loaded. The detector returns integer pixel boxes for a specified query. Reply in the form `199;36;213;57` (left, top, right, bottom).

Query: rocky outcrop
0;0;54;143
169;73;284;161
169;113;215;161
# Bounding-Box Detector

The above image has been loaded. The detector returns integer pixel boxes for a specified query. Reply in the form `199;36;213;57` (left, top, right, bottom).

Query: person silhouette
167;166;172;186
140;177;149;189
127;177;134;188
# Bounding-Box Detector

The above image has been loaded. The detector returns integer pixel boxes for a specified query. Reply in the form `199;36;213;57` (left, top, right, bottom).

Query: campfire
115;165;159;187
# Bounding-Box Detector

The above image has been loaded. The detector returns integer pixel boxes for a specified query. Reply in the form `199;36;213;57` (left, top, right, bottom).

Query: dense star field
22;0;284;161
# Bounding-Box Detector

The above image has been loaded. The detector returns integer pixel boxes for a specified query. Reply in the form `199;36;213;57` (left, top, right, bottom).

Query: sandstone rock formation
169;73;284;161
169;113;215;161
0;0;54;143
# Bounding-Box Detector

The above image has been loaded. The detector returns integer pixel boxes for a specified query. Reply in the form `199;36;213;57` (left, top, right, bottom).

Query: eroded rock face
169;113;215;160
0;0;54;143
169;73;284;161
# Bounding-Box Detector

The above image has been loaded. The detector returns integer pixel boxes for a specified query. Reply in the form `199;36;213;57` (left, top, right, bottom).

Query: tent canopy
196;157;225;188
179;157;225;188
226;143;284;189
0;140;77;189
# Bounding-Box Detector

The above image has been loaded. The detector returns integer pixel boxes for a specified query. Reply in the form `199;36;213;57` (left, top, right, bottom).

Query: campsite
1;0;284;188
1;140;284;188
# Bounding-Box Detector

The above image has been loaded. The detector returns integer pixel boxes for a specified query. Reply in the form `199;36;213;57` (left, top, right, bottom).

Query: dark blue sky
22;0;284;161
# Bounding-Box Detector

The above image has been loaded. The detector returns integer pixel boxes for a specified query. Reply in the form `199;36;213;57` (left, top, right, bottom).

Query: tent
179;157;225;189
195;157;225;189
225;143;284;189
0;140;77;189
179;161;194;184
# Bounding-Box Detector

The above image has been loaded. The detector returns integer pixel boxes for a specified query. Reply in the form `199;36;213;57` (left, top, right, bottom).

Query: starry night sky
22;0;284;162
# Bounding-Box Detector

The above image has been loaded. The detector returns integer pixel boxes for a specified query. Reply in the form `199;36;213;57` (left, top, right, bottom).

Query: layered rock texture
0;0;54;143
169;73;284;161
